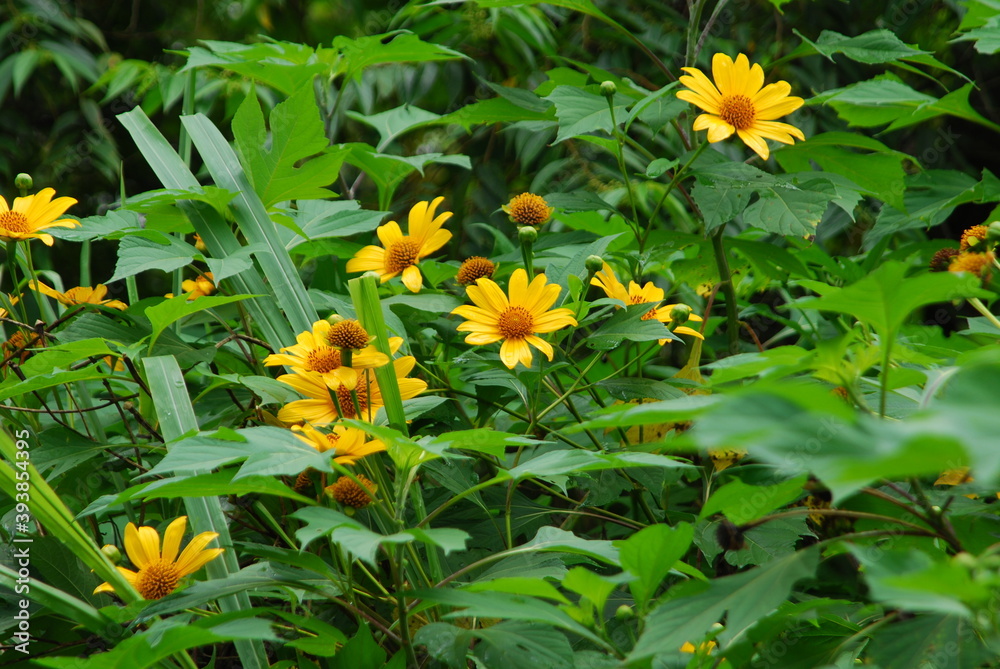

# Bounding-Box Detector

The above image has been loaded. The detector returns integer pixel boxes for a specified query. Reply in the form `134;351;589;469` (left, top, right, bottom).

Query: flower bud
988;221;1000;245
670;304;692;326
101;544;122;564
600;81;617;98
615;604;634;620
585;255;604;274
518;225;538;245
14;173;33;191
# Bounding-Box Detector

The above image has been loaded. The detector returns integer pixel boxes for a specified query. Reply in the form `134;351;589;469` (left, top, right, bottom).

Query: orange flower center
0;211;30;234
324;432;342;452
306;347;342;373
135;559;181;600
456;257;496;285
327;320;369;349
719;94;756;130
497;306;535;340
385;239;420;274
335;383;370;420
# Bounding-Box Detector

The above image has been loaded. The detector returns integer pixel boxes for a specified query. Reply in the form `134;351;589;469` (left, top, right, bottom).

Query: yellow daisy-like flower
30;281;127;310
93;516;224;600
345;197;453;293
0;188;79;245
263;319;400;388
182;272;215;300
677;53;805;160
291;423;386;464
451;268;577;369
591;263;704;345
277;357;427;425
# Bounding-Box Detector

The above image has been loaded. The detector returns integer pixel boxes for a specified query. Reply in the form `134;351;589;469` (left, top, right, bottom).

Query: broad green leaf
561;567;620;614
741;176;838;237
617;523;694;610
464;577;570;604
865;613;994;668
516;526;620;566
438;96;555;130
332;32;467;82
346;104;441;151
867;170;979;248
794;261;990;336
233;85;345;206
137;470;311;504
544;86;629;143
144;293;257;350
699;476;808;525
108;231;200;283
585;304;677;350
573;394;717;431
851;548;983;616
775;132;908;211
629;546;819;659
956;14;1000;54
276;200;387;251
182;40;325;94
508;450;691;481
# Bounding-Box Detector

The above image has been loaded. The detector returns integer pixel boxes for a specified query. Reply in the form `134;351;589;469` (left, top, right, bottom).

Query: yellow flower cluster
264;318;427;484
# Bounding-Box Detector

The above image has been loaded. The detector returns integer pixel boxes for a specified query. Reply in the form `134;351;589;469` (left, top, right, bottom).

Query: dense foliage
3;0;1000;667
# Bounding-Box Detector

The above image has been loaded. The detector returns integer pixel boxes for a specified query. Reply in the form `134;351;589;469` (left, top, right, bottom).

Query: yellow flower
277;357;427;425
291;423;386;464
451;268;577;369
346;197;453;293
949;251;994;277
263;319;400;388
0;187;79;245
93;516;224;600
30;281;127;310
591;263;704;345
0;294;20;319
502;193;554;226
677;53;805;160
182;272;215;300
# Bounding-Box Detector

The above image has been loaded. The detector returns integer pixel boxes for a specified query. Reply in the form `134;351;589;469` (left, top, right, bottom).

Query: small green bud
987;221;1000;244
670;304;693;326
585;255;604;274
101;544;122;564
327;313;346;325
615;604;634;620
518;225;538;245
14;173;32;191
600;81;617;98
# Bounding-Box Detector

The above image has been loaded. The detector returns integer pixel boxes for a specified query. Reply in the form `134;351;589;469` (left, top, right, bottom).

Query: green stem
642;142;709;249
606;95;644;250
80;239;91;287
879;334;893;418
968;297;1000;332
710;227;740;355
685;0;710;67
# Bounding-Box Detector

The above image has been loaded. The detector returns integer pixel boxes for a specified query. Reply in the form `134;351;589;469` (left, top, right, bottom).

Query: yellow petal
525;334;554;361
711;53;737;97
376;221;404;247
401;265;423;293
124;523;153;568
161;516;187;564
467;278;509;314
737;128;770;160
693;114;736;143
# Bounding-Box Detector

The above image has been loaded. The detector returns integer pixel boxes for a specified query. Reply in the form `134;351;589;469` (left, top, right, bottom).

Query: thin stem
710;227;740;355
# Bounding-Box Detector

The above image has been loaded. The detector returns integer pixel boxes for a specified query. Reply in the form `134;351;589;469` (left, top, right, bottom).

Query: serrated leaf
586;304;678;350
233;85;345;206
332;31;467;82
544;86;629;143
108;230;200;283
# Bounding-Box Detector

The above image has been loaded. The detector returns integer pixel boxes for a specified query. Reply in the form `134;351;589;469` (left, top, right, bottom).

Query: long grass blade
143;355;269;668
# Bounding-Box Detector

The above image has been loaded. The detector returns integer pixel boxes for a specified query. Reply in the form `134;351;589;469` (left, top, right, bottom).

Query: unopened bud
670;304;693;325
14;173;32;191
615;604;634;620
585;255;604;274
518;226;537;245
988;221;1000;244
101;544;121;564
600;81;617;98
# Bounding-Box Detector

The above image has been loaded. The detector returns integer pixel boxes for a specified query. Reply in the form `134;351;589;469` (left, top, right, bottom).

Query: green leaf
438;96;555;130
516;526;620;566
332;31;467;83
865;613;993;668
617;523;694;610
851;548;982;616
544;86;629;143
741;176;838;237
181;41;326;94
585;304;677;350
793;261;990;337
867;170;979;248
699;476;808;525
775;132;908;211
346;104;441;151
508;450;691;482
798;28;930;64
137;470;312;504
108;231;200;283
144;293;257;350
233;85;345;206
956;14;1000;54
629;546;819;659
276;200;387;251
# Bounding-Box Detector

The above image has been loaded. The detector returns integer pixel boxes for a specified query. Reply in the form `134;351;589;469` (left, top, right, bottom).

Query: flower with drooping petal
346;197;453;292
277;357;427;425
182;272;215;300
0;188;79;245
451;268;577;369
30;281;127;310
93;516;224;600
263;319;400;388
677;53;805;160
291;423;386;464
591;263;704;345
